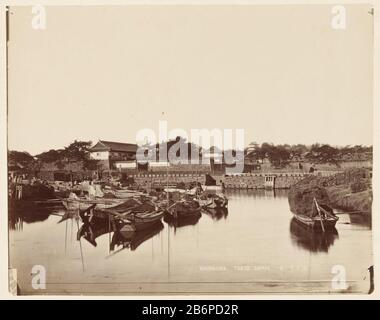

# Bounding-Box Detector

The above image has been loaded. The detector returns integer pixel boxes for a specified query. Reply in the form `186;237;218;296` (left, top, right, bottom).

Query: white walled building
89;140;138;170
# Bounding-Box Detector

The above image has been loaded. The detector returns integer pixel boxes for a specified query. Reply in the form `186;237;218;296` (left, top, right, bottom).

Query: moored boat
113;189;146;199
200;194;228;209
109;221;164;253
166;199;202;219
127;209;165;225
62;193;126;211
290;217;339;252
164;210;202;228
119;211;165;232
293;198;339;231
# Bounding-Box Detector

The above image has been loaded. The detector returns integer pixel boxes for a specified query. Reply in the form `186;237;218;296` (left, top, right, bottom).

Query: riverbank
288;168;372;216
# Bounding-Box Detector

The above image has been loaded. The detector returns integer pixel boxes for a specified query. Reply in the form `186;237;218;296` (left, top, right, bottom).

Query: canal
9;190;373;295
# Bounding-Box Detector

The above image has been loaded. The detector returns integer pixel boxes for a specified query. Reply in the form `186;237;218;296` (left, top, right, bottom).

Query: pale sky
8;5;373;155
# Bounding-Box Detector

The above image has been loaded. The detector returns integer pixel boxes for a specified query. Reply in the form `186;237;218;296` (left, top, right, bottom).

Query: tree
306;144;340;165
8;150;35;169
35;149;63;163
246;142;263;161
250;143;290;167
289;144;308;159
83;158;100;170
34;140;93;170
267;145;291;167
259;142;273;161
63;140;92;161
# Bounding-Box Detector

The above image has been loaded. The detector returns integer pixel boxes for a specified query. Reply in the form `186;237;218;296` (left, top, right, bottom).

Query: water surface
9;190;373;295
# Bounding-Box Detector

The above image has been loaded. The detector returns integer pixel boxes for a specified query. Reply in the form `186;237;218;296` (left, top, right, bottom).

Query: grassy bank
327;185;372;215
288;168;372;216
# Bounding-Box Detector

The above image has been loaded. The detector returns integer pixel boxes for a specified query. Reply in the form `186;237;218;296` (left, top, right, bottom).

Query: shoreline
288;168;372;217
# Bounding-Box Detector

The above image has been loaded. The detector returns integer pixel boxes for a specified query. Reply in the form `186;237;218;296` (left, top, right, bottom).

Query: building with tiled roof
89;140;138;170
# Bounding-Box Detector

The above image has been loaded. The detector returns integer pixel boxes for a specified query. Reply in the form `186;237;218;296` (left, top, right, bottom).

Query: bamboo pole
108;213;111;254
64;219;68;255
76;202;85;272
314;198;325;232
76;218;85;272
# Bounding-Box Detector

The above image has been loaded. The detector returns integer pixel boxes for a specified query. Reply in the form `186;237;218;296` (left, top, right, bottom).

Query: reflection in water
227;188;289;200
110;221;164;254
58;210;79;224
290;217;339;253
76;216;165;257
163;211;202;229
9;207;55;231
348;214;372;228
77;218;112;247
202;207;228;221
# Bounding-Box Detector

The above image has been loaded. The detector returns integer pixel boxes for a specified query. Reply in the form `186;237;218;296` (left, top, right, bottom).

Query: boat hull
167;206;201;219
62;198;125;211
200;196;228;209
128;210;165;224
120;218;163;233
293;214;338;231
164;210;202;227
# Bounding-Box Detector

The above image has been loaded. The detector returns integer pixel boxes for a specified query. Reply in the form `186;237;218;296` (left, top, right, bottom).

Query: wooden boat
109;221;164;253
62;193;125;211
200;194;228;209
105;200;159;216
166;199;202;219
102;198;142;213
77;208;164;247
83;198;143;221
113;189;146;199
96;200;165;228
290;217;338;253
118;211;165;232
293;198;339;231
82;200;164;229
127;209;165;225
77;204;116;224
164;210;202;228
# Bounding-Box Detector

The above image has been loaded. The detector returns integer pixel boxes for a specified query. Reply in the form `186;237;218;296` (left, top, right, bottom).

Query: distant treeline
246;142;372;167
8;139;373;171
8;140;95;171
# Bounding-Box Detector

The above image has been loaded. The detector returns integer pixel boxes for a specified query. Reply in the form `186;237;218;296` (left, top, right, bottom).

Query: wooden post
108;214;111;254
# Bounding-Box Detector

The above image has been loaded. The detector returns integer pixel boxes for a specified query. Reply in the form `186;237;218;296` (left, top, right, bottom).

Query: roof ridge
90;140;138;152
99;140;137;146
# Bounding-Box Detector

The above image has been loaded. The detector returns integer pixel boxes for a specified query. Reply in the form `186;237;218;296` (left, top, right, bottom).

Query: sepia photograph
3;2;376;297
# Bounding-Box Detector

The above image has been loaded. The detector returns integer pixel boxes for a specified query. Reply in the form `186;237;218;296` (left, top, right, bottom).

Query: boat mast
313;198;325;232
166;162;169;205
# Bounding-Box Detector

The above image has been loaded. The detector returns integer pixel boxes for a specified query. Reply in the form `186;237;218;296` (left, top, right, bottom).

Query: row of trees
246;142;373;167
8;140;96;171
